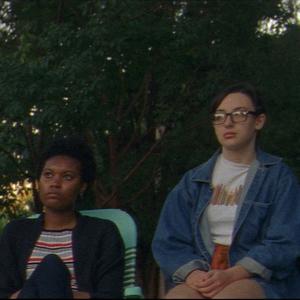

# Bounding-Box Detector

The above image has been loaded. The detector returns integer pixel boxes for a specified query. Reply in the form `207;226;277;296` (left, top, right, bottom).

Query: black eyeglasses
212;110;258;125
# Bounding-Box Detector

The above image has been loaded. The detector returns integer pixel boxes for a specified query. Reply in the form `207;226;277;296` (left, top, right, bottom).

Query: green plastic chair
80;209;143;299
30;209;143;299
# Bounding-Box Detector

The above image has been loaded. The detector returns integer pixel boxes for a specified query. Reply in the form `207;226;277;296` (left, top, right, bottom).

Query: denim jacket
152;149;300;298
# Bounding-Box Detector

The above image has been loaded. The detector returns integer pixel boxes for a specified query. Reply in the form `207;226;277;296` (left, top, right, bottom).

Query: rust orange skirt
211;244;230;270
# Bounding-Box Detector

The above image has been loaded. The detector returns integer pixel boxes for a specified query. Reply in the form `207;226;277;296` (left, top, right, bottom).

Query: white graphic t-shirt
206;155;250;245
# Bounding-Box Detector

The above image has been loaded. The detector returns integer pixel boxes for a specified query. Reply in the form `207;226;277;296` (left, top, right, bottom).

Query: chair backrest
80;209;136;250
80;209;139;291
29;209;143;298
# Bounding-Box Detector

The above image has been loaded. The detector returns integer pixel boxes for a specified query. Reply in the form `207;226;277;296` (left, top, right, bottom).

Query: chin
45;205;74;213
222;141;240;150
223;141;254;153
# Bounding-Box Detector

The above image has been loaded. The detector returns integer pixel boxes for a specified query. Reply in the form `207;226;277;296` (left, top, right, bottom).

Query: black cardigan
0;212;124;298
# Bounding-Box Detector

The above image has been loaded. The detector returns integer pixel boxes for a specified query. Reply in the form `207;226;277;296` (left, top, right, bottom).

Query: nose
223;114;234;127
50;175;62;188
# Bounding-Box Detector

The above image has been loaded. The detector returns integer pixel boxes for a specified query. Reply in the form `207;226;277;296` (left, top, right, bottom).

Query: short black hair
37;136;96;185
210;82;267;114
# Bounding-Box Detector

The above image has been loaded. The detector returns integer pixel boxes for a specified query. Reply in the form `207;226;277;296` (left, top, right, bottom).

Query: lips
223;132;236;139
46;192;60;198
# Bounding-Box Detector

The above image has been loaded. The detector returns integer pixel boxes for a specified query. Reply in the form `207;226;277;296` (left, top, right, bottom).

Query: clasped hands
185;266;249;298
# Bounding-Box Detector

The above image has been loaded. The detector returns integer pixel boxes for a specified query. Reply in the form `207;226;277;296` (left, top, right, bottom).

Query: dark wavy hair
210;82;267;115
37;136;96;186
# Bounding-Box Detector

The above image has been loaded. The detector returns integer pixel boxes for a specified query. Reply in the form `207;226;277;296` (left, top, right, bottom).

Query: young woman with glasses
152;82;300;298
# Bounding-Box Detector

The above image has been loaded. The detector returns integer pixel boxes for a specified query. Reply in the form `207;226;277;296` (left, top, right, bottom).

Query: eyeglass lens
212;111;250;124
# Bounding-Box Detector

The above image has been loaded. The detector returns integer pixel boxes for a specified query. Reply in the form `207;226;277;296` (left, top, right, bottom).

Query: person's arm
235;164;300;281
9;290;21;299
72;290;90;299
152;169;211;283
185;269;210;290
91;221;124;299
0;222;22;298
190;265;251;297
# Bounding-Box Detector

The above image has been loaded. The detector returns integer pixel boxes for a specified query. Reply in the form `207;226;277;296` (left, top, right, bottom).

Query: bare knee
165;283;205;299
213;279;265;299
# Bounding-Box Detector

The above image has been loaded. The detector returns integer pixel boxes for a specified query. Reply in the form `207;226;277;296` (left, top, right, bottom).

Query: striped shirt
26;229;78;291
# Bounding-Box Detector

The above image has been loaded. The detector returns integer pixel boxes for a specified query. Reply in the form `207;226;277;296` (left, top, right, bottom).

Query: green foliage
0;4;300;293
0;215;9;233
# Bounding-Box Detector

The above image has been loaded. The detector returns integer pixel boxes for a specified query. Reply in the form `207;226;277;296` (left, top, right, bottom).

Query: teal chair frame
80;209;143;298
30;209;143;298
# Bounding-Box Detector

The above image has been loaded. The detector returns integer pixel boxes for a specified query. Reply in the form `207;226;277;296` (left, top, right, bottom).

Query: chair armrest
124;286;144;299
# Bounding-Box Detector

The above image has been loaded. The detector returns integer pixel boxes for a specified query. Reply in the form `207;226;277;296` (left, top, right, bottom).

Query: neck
222;144;256;165
43;209;77;230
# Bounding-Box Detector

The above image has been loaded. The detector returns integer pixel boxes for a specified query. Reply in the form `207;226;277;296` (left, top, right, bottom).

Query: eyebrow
215;106;250;112
42;167;79;175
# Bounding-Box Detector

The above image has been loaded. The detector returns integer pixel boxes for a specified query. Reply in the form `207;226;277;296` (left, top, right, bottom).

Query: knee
41;254;66;269
212;279;265;299
165;284;202;299
42;254;63;264
38;254;70;280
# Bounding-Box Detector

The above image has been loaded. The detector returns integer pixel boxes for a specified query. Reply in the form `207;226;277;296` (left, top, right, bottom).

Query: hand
198;269;233;298
9;290;20;299
72;290;91;299
198;265;252;298
185;269;210;291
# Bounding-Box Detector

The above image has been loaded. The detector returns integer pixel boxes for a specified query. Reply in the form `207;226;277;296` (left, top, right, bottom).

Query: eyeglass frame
211;109;260;125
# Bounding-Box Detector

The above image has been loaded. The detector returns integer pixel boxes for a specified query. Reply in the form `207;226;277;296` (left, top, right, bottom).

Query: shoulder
79;214;115;227
175;153;218;187
75;215;123;250
77;215;120;236
256;149;282;166
257;149;295;172
161;156;217;211
257;149;299;184
2;217;36;232
0;217;38;241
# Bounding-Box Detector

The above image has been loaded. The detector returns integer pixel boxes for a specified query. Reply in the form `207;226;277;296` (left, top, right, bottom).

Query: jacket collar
191;150;220;183
256;148;282;166
191;148;282;182
36;210;83;230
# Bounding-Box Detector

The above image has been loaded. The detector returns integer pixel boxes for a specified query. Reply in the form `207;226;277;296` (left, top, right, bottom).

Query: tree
0;0;299;296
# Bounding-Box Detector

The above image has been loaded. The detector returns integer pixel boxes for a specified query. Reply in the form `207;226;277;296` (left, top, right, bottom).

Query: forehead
43;155;81;172
216;92;254;111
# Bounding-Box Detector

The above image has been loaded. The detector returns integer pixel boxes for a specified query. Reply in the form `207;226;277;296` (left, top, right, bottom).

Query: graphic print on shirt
205;155;250;245
210;184;243;206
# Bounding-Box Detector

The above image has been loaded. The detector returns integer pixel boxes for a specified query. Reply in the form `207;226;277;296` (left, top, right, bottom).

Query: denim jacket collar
191;148;282;183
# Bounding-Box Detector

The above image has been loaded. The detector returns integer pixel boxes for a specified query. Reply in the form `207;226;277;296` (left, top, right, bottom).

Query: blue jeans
18;254;73;299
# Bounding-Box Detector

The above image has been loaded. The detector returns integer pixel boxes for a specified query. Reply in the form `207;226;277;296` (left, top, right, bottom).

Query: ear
36;179;40;191
255;113;266;130
80;183;87;194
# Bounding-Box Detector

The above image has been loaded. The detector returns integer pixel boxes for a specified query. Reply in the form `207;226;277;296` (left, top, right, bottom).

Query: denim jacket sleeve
234;162;300;281
151;169;210;283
